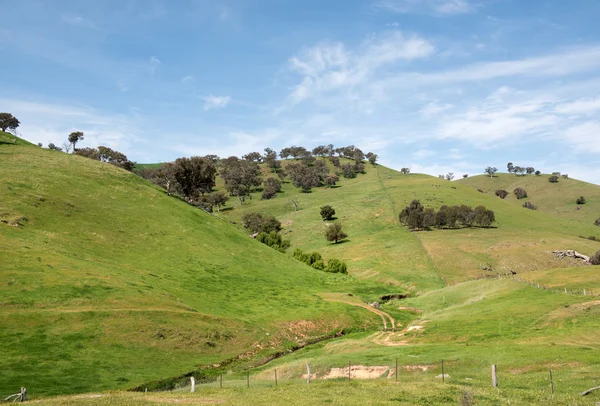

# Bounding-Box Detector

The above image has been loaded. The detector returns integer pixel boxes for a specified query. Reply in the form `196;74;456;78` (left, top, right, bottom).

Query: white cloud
288;31;434;103
377;0;473;15
148;56;161;74
419;101;453;117
406;46;600;85
413;149;437;158
555;97;600;115
562;122;600;153
182;75;195;83
201;94;231;110
61;15;97;29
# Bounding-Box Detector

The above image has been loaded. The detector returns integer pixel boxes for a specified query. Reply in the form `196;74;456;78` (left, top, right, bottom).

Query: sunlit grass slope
220;162;600;286
459;172;600;227
0;130;35;146
0;144;381;397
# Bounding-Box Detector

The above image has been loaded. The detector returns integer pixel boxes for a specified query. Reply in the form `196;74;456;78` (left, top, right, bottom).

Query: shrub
340;163;356;178
549;175;559;183
535;170;541;176
590;251;600;265
256;231;290;253
523;202;536;210
576;196;586;205
514;187;528;199
595;218;600;227
325;259;347;274
320;205;336;221
495;189;508;199
242;213;282;234
311;260;325;270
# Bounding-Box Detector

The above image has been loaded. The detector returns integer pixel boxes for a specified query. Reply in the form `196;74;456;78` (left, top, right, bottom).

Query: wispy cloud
148;56;161;75
288;31;434;103
61;15;97;29
182;75;195;83
201;94;231;110
377;0;474;15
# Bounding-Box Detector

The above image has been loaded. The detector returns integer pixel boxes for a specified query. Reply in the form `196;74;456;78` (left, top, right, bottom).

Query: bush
590;251;600;265
311;260;325;270
514;187;528;199
523;202;536;210
242;213;282;234
320;205;336;221
576;196;586;205
495;190;508;199
549;175;559;183
256;231;290;253
325;259;347;274
595;218;600;227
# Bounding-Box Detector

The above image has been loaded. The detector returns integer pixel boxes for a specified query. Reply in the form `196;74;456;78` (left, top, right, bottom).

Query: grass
459;172;600;227
0;131;36;146
4;140;600;404
0;143;386;397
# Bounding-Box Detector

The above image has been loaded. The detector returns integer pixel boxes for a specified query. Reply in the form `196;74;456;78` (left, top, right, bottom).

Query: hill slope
458;173;600;227
220;163;600;286
0;143;380;396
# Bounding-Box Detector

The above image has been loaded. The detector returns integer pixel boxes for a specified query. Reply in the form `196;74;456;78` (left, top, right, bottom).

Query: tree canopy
0;113;20;132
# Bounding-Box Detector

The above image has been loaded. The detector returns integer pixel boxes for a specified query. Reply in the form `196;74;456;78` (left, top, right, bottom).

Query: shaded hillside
0;142;380;396
459;173;600;227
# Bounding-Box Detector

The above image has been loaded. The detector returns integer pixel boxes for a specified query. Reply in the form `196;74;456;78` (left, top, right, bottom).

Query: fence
172;358;600;401
471;273;599;297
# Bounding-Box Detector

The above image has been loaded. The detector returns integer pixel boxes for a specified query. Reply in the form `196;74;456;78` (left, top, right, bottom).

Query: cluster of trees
0;113;20;133
438;172;455;181
256;231;291;253
75;145;135;171
507;162;538;176
399;200;496;230
241;212;282;234
292;249;348;274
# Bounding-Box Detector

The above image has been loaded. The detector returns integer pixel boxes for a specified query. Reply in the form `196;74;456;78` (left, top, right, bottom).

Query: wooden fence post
549;369;554;399
275;369;278;386
492;365;498;388
190;377;195;393
442;359;445;383
348;361;351;381
395;358;398;382
306;364;311;384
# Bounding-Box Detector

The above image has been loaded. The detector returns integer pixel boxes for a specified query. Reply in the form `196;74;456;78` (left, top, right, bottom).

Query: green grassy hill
4;137;600;404
0;142;383;397
220;162;600;286
458;172;600;227
0;131;35;146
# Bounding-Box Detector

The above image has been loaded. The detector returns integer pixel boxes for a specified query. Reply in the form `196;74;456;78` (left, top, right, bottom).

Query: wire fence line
470;273;598;297
173;358;598;401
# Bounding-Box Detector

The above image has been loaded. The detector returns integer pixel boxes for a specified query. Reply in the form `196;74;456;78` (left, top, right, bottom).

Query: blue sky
3;0;600;183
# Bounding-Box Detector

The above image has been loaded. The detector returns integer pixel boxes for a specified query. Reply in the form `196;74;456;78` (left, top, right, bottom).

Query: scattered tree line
507;162;537;176
292;249;348;274
399;200;496;230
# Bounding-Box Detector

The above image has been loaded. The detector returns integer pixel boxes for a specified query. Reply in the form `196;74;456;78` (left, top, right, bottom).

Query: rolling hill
0;135;383;396
3;134;600;404
459;172;600;227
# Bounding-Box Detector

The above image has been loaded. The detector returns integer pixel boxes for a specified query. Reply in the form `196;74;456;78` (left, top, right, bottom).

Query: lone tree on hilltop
320;205;336;221
0;113;20;132
325;223;348;244
484;167;497;177
507;162;514;173
68;131;84;151
549;175;559;183
445;172;455;181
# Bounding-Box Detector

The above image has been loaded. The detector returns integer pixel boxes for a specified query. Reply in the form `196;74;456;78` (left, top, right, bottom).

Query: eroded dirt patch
322;365;390;380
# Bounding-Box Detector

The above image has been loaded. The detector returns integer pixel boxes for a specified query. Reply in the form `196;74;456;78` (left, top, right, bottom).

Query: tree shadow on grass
330;239;350;245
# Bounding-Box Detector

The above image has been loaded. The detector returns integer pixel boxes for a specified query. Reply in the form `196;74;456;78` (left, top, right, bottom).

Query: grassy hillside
459;173;600;227
0;130;35;146
219;162;600;286
0;143;384;397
